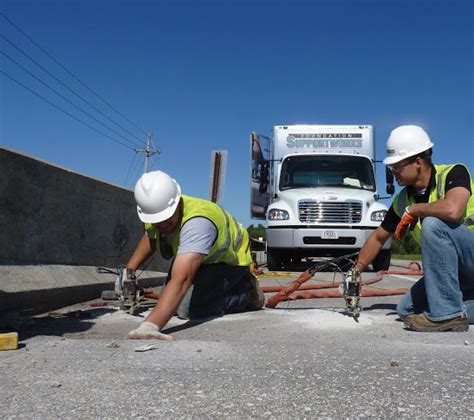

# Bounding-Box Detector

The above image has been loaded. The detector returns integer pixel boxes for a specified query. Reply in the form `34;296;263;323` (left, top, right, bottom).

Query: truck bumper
267;227;391;253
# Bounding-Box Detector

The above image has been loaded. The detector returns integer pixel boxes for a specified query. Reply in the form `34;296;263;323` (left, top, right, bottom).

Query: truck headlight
371;210;387;222
268;209;290;221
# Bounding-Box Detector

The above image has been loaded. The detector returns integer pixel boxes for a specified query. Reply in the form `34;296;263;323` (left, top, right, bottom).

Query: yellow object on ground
256;272;294;278
0;332;18;351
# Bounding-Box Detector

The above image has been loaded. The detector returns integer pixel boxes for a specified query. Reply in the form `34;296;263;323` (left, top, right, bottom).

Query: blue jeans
397;217;474;323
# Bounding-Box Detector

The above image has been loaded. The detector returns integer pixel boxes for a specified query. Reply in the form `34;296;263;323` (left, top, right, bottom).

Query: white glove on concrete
127;321;174;341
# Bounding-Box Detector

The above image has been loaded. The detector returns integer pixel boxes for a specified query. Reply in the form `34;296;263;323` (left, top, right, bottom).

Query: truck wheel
372;250;392;272
267;249;282;271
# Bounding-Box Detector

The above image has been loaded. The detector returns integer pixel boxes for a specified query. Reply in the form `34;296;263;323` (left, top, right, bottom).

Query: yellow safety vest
393;164;474;245
144;195;252;266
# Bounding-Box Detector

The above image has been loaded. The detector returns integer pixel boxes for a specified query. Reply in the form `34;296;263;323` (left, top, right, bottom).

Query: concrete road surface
1;263;473;418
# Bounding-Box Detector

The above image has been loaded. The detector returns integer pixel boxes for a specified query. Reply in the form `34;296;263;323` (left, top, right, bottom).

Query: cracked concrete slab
1;263;473;418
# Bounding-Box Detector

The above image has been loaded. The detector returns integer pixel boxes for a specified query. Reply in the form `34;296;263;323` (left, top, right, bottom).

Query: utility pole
135;134;160;173
209;150;227;203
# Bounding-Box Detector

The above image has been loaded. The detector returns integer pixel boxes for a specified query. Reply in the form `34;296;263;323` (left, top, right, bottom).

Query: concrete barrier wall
0;147;164;270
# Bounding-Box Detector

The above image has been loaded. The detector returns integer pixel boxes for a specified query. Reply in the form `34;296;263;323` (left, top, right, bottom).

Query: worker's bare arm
408;187;470;222
127;234;156;271
356;226;391;271
144;252;205;329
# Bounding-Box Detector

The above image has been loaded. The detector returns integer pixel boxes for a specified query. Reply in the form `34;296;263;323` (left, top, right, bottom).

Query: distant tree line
247;224;266;241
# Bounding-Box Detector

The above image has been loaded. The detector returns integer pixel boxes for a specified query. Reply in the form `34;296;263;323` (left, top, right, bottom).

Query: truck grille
298;200;362;223
303;236;357;245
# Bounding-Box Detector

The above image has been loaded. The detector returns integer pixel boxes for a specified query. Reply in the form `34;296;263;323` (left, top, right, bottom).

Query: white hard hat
383;125;434;165
134;170;182;223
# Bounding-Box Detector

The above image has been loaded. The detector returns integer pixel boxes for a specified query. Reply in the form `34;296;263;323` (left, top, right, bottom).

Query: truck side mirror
259;162;269;193
386;167;394;195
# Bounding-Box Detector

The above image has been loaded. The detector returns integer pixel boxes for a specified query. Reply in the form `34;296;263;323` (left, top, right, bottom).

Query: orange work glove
394;207;418;240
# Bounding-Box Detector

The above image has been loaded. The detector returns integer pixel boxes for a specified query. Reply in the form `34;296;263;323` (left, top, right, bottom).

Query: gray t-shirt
162;217;217;255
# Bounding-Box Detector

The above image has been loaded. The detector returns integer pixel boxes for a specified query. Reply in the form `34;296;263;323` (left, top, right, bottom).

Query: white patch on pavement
95;310;137;322
280;309;374;329
213;309;377;329
212;312;261;321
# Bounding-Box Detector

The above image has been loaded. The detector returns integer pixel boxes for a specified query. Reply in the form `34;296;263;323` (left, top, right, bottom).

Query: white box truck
250;124;392;271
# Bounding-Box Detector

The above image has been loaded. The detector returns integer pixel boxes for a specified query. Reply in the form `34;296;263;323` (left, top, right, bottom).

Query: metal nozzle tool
342;268;362;320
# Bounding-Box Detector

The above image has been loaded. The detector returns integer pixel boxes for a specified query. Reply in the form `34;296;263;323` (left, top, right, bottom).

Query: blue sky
1;0;473;228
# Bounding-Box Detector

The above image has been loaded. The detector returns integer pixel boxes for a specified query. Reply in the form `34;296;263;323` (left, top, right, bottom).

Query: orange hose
388;261;422;271
261;283;339;293
283;287;409;301
265;270;313;308
378;270;422;276
265;262;422;308
141;288;161;300
138;263;419;309
261;272;384;293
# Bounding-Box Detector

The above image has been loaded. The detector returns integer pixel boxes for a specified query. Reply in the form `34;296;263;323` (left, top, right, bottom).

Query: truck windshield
279;155;376;191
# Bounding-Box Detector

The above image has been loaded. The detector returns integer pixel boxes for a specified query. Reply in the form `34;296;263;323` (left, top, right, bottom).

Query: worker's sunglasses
387;157;417;174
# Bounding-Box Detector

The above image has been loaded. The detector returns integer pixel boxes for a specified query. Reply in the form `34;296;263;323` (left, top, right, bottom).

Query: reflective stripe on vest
232;214;244;251
436;166;451;200
397;165;458;216
393;164;474;244
144;195;251;266
205;207;233;264
205;208;245;265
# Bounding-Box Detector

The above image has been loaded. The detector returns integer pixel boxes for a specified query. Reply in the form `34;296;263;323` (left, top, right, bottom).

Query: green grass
392;254;421;261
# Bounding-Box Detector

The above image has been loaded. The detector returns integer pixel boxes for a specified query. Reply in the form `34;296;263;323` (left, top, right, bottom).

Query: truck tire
372;249;392;272
267;249;282;271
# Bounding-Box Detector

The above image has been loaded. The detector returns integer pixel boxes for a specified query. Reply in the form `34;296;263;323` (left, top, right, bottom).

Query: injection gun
116;266;141;314
341;267;362;320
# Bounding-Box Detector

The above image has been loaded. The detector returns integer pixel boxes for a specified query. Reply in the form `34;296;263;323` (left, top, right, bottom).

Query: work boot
246;274;265;311
404;313;468;332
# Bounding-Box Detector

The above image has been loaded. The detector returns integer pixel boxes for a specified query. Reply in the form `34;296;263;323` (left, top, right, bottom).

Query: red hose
261;283;340;293
261;272;384;293
141;288;161;300
124;264;420;309
283;287;409;301
265;270;313;308
378;269;422;276
388;261;422;271
265;263;422;308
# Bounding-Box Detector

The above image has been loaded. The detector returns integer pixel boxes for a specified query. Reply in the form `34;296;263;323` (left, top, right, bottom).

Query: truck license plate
322;230;338;240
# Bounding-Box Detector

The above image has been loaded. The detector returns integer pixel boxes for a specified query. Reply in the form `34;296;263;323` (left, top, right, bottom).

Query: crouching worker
126;170;265;340
355;125;474;332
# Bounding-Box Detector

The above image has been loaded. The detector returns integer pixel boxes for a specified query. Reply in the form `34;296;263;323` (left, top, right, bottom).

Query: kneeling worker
355;125;474;332
126;170;264;340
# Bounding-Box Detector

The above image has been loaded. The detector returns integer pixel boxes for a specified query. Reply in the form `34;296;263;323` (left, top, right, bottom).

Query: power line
0;70;135;150
128;152;145;188
2;50;141;149
1;34;143;147
1;12;148;137
123;151;138;187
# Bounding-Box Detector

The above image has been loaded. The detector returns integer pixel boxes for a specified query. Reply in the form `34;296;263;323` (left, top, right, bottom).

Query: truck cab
250;124;392;271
